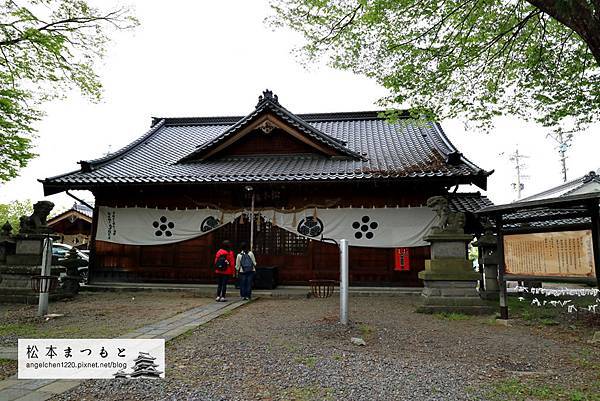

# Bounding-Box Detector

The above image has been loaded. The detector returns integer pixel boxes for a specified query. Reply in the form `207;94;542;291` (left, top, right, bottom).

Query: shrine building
41;90;492;286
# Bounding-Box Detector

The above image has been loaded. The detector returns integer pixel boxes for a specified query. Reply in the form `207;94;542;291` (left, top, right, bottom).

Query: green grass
571;349;600;372
434;312;471;321
358;323;374;338
505;296;596;327
295;355;317;368
0;323;38;337
283;385;334;401
487;378;600;401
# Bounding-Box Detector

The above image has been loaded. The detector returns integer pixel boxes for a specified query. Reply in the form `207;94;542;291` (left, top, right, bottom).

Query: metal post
339;239;349;325
37;237;52;317
249;191;255;251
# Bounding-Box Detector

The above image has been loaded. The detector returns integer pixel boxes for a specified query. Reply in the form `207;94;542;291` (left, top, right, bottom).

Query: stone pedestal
0;234;73;304
417;232;495;315
0;265;68;303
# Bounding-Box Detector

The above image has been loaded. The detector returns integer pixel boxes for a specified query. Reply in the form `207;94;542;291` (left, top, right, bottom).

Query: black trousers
239;271;255;298
216;275;229;298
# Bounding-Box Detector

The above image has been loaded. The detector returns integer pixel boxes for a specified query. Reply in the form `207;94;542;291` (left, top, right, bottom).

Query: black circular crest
201;216;221;232
152;216;174;237
297;216;324;237
352;215;378;240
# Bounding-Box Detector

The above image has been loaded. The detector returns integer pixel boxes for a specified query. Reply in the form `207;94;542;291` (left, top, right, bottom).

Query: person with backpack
235;241;257;300
214;240;235;302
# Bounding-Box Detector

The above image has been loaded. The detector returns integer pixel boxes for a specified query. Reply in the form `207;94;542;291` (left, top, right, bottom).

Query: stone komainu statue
426;196;466;233
19;201;55;234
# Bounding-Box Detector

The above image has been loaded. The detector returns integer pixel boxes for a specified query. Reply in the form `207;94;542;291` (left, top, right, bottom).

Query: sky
0;0;598;211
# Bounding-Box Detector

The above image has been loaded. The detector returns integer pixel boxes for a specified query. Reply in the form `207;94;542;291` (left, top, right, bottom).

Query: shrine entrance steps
83;282;423;298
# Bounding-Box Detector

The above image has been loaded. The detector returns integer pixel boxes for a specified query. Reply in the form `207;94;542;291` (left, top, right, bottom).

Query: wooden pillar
89;202;100;283
495;214;508;320
589;200;600;290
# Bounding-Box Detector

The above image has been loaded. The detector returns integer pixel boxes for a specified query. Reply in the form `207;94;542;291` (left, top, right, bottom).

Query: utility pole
546;130;573;183
508;148;528;200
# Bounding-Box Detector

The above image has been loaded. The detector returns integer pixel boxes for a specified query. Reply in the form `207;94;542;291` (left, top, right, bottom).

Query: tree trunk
527;0;600;66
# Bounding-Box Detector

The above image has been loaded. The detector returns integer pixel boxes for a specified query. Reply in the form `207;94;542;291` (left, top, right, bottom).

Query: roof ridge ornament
256;89;279;108
258;120;276;134
582;170;599;183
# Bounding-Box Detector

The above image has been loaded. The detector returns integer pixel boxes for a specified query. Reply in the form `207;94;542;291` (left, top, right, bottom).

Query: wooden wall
93;234;429;286
90;181;444;286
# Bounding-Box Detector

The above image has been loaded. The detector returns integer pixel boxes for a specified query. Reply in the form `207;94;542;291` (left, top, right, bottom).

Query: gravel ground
0;359;16;380
0;291;209;348
0;291;209;380
53;297;599;401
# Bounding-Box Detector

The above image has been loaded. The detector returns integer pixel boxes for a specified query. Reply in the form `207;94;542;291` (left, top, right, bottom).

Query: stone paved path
0;299;249;401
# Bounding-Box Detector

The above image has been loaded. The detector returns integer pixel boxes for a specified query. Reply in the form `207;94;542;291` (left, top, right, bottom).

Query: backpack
240;252;254;273
215;254;229;271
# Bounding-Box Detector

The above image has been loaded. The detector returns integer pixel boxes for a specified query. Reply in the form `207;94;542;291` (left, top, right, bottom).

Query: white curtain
263;207;436;248
96;206;240;245
96;206;437;248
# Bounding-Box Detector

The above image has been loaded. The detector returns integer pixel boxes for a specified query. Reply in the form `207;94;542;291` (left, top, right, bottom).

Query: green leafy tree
269;0;600;133
0;199;32;233
0;0;138;182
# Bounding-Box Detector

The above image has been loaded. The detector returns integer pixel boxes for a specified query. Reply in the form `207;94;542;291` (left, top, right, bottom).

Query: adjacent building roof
41;90;491;195
448;192;493;213
477;192;600;231
48;203;93;226
520;169;600;202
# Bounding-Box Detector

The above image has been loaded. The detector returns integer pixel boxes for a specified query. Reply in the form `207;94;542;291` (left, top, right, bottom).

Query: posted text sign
503;230;595;278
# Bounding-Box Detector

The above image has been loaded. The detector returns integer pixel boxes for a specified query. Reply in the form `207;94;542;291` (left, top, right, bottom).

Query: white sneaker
221;298;228;302
216;297;221;302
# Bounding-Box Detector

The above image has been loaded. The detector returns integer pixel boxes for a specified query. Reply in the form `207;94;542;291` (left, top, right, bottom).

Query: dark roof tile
42;93;491;193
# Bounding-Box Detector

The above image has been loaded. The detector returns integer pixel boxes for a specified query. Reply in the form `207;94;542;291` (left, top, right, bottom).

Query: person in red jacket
214;240;235;302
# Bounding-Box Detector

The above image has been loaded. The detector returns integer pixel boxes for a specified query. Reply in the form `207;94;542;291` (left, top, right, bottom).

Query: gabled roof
179;90;363;161
520;169;600;202
48;203;93;226
40;90;492;195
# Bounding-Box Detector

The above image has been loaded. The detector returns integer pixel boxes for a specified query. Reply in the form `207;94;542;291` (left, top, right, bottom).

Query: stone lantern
472;219;499;301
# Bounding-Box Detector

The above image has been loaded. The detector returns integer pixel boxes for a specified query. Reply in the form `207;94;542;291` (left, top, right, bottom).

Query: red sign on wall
394;247;411;271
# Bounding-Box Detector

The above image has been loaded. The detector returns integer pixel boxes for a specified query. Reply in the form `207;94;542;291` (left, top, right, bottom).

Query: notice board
503;230;596;278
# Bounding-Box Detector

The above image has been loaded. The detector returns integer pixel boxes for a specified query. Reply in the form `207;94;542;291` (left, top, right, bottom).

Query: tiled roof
520;169;600;201
41;91;491;195
72;203;93;218
48;203;93;225
448;193;493;213
180;90;362;161
477;192;599;231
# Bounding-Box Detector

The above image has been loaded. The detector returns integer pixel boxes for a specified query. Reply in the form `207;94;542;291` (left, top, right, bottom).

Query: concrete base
83;282;424;298
0;265;73;304
416;304;496;315
418;231;493;315
417;279;495;315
